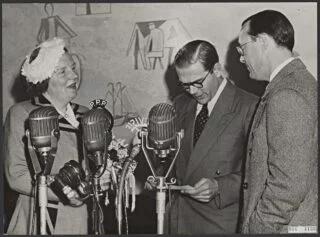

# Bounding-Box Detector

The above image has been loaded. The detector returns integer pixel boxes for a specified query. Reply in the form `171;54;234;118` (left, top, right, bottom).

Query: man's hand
181;178;219;202
63;186;83;206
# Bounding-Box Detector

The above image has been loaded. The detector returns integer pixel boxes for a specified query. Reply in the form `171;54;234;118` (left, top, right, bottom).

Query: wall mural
37;3;77;43
75;3;111;16
105;82;139;127
126;18;192;70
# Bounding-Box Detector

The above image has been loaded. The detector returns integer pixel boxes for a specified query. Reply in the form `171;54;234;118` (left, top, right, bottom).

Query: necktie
194;103;209;146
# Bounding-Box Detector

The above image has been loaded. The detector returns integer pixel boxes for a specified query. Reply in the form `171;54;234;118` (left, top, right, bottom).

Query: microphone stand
93;162;106;235
26;129;59;235
116;144;141;234
81;98;114;235
140;128;183;234
86;149;108;235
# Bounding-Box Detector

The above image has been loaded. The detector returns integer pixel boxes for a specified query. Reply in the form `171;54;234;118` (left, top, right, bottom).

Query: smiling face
46;53;79;103
176;61;220;104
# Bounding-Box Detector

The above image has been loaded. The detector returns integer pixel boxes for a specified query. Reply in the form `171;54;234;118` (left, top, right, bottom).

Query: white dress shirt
270;57;296;82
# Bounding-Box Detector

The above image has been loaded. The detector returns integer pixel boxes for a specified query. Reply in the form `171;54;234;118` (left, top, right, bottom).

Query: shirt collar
270;57;296;82
42;93;80;128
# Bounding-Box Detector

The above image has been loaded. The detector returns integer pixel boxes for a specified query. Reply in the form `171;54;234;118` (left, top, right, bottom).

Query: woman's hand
132;131;142;146
144;177;157;191
63;186;83;206
100;167;112;191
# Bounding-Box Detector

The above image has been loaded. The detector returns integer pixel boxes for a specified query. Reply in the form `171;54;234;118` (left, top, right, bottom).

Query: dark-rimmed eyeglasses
179;70;211;90
236;39;255;56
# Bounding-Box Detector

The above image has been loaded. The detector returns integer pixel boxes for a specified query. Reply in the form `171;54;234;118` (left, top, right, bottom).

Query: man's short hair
174;40;219;72
242;10;294;51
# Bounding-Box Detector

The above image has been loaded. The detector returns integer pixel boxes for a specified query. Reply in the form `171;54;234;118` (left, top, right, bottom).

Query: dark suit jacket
241;58;318;233
4;95;89;234
165;81;258;234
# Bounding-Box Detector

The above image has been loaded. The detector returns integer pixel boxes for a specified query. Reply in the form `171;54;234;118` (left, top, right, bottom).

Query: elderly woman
4;37;95;234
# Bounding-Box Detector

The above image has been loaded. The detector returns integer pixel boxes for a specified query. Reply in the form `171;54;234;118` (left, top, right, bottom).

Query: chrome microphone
140;103;184;235
140;103;183;177
147;103;177;158
28;106;60;154
81;100;113;235
28;106;60;235
81;99;114;167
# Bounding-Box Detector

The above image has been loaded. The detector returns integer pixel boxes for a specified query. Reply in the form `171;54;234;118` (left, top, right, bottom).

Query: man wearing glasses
165;40;258;234
238;10;317;234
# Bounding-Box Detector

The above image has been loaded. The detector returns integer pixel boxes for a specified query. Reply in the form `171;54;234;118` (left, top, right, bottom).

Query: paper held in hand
169;185;194;191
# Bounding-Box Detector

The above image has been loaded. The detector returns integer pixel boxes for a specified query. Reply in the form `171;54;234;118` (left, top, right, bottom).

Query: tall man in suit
165;40;259;234
238;10;317;233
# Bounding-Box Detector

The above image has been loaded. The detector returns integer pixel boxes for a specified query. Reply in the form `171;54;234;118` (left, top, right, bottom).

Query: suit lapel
175;98;197;182
184;82;237;182
264;58;306;96
247;58;304;147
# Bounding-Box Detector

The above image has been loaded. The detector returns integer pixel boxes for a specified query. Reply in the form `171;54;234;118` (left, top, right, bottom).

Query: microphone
139;103;184;234
81;99;114;167
27;106;60;234
147;103;177;158
81;99;113;235
28;106;60;154
140;102;183;178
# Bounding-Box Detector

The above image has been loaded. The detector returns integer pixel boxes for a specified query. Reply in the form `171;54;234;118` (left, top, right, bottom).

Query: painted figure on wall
37;3;77;44
144;22;164;70
127;18;191;71
75;3;111;16
105;82;139;126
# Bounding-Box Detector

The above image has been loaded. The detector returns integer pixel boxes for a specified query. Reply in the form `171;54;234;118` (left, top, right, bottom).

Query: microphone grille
28;106;59;149
148;103;177;150
81;106;114;153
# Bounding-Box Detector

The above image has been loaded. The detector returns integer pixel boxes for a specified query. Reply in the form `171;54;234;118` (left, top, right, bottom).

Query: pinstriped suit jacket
165;81;258;234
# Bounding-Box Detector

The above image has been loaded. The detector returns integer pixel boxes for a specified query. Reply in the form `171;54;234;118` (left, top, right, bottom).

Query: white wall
3;3;317;139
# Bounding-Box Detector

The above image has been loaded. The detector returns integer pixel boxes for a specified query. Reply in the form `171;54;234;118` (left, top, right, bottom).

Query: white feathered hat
21;37;66;84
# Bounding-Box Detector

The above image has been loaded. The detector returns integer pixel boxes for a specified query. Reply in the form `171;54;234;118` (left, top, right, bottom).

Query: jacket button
216;170;221;175
243;182;248;189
